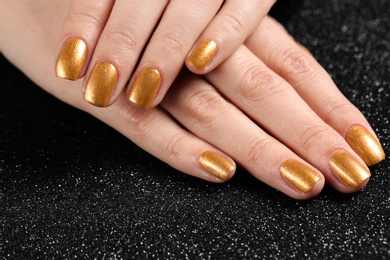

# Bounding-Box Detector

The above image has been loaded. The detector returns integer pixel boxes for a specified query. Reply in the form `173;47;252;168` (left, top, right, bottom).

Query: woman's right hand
0;0;385;199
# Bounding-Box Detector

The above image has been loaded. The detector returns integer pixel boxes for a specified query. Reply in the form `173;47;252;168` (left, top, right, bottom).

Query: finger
55;0;114;80
185;0;276;74
245;16;386;166
58;79;237;182
91;93;236;182
126;0;223;108
5;1;236;183
82;0;168;107
206;45;371;193
162;70;324;199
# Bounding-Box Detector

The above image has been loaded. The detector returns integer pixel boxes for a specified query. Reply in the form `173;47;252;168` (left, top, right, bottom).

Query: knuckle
322;100;352;125
239;63;284;104
221;12;245;35
298;124;333;153
68;9;101;28
103;26;138;54
185;87;228;128
108;104;150;139
124;109;149;136
155;32;185;56
280;46;314;79
163;132;187;159
106;103;186;160
243;137;274;166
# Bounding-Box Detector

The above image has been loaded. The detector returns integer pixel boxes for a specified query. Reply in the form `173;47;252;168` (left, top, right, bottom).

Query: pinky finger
91;92;236;183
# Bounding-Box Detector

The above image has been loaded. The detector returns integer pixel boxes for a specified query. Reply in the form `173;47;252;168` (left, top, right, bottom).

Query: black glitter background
1;0;389;259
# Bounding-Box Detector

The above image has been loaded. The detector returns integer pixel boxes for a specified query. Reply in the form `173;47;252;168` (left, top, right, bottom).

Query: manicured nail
280;159;322;192
346;126;385;166
199;151;235;180
187;39;217;71
128;67;161;108
84;62;117;107
296;41;312;56
329;150;371;187
55;38;87;80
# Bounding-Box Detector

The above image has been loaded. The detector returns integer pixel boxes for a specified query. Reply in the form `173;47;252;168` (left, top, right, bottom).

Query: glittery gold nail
199;151;235;180
187;39;217;71
296;41;313;56
128;67;161;108
329;150;371;187
55;38;87;80
280;159;321;192
346;126;385;166
84;62;117;107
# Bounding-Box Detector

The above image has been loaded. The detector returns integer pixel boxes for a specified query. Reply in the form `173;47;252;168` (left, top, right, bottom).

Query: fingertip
328;149;371;193
345;125;386;166
55;37;88;81
83;61;118;107
295;41;313;56
199;150;236;182
186;39;217;74
127;67;162;108
279;159;324;200
291;180;324;200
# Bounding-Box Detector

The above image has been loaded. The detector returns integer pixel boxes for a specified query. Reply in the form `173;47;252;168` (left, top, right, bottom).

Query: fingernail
199;151;235;180
128;67;161;108
346;126;385;166
55;38;87;80
296;41;313;56
329;150;371;187
187;39;217;71
84;62;117;107
280;159;322;192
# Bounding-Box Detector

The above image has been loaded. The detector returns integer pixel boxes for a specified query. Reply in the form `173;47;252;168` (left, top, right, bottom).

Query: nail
296;41;313;56
199;151;235;180
187;39;217;71
346;126;385;166
84;62;117;107
329;150;371;187
280;159;321;192
55;38;87;80
128;67;161;108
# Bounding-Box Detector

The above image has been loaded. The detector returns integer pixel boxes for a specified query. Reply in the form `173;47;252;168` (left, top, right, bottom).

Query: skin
56;0;276;107
0;0;381;199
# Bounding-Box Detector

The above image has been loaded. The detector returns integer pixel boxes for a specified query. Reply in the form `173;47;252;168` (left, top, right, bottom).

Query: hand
55;0;276;107
0;1;385;200
162;17;386;197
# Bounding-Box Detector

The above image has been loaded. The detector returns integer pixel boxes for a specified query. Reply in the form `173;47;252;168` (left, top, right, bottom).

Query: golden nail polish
296;41;313;56
128;67;161;108
199;151;235;180
55;38;87;80
280;160;321;192
84;62;117;107
329;150;371;187
187;39;217;71
346;126;385;166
